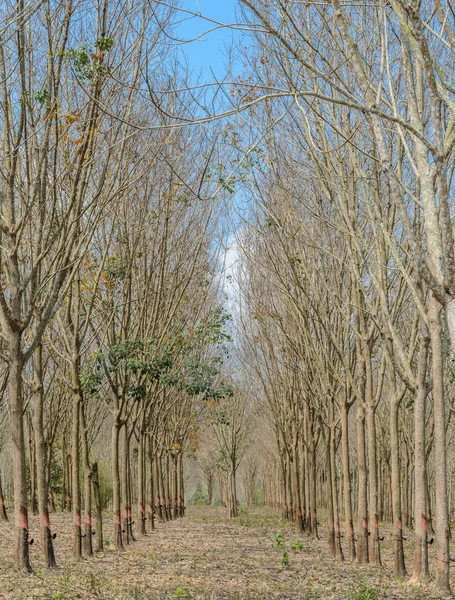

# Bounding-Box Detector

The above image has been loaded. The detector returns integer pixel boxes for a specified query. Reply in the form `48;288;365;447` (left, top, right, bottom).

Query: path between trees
0;507;445;599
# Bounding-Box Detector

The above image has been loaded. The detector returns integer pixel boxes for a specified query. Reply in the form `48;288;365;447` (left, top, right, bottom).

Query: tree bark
121;422;132;544
365;350;381;566
229;466;238;517
291;439;303;533
0;475;8;521
390;385;406;577
410;334;430;583
27;415;38;516
178;453;185;516
138;426;146;535
33;344;57;568
71;363;82;560
356;396;369;564
172;455;178;519
165;453;171;521
112;414;123;550
10;331;32;572
429;296;451;597
341;402;355;560
80;402;93;556
92;462;103;552
147;437;155;530
329;400;343;561
326;437;335;556
156;452;165;523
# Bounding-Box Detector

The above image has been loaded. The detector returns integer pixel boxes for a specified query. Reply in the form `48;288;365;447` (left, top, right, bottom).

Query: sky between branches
179;0;240;80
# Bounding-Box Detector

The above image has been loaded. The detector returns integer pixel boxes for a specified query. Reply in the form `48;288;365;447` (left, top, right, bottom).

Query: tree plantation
3;1;455;599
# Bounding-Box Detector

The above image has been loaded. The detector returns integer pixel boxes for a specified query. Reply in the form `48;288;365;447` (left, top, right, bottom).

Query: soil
0;506;449;599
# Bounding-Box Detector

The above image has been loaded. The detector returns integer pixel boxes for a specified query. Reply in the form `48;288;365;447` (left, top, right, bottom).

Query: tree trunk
147;437;155;530
429;296;451;597
80;403;93;557
356;397;369;564
228;461;238;518
66;453;72;512
165;454;171;520
329;400;343;561
92;462;103;552
366;351;381;566
341;402;355;560
206;471;213;506
62;437;67;513
71;356;82;560
444;297;455;357
306;406;318;538
0;475;8;521
403;452;410;529
291;440;303;533
138;427;146;535
326;437;335;556
299;438;306;530
178;453;185;516
112;415;123;550
27;416;38;516
286;454;293;522
10;332;32;572
127;430;135;541
280;452;288;520
33;344;57;568
173;455;178;519
390;386;406;577
121;423;131;544
156;452;165;522
410;334;430;583
304;436;311;534
48;490;56;513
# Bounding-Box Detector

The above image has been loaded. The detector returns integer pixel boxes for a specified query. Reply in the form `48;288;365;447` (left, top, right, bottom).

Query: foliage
174;588;190;599
290;539;304;552
178;357;219;398
270;533;304;569
270;532;285;550
34;89;50;104
80;353;104;395
103;256;127;283
81;307;233;403
195;308;232;347
353;587;378;600
62;37;114;81
177;357;233;401
95;36;115;52
189;483;209;506
81;338;174;399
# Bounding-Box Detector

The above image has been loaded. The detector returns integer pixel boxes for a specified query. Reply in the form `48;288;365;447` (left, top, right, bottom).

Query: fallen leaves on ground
0;506;447;599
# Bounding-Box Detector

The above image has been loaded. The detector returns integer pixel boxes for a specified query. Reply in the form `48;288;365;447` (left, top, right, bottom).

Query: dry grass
0;506;449;599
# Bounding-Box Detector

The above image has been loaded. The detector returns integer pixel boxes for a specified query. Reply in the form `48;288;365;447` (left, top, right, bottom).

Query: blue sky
176;1;245;300
177;0;241;80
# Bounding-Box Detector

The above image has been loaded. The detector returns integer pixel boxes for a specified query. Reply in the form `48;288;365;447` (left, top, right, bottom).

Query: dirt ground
0;506;451;599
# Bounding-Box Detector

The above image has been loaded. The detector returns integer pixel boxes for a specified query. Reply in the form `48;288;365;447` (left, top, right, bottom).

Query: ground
0;506;450;599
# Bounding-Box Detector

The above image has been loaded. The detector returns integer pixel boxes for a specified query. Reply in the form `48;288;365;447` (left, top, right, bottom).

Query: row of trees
228;0;455;597
4;3;455;598
0;0;243;573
